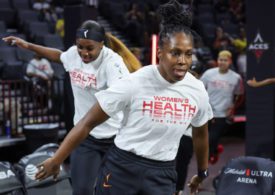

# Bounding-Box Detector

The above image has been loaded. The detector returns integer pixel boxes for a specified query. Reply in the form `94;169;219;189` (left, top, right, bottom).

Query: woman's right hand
2;36;29;49
35;157;61;181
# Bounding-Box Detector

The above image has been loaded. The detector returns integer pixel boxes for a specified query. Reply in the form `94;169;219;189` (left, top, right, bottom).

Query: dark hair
190;61;204;75
79;20;141;73
158;0;194;47
79;20;106;41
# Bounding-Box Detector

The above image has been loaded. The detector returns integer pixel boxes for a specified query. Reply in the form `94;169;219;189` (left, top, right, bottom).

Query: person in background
226;27;247;78
32;0;50;11
34;1;213;194
125;3;145;46
26;53;54;81
200;50;244;164
189;59;204;79
247;77;275;88
26;53;54;109
55;14;64;38
3;20;137;195
212;27;229;57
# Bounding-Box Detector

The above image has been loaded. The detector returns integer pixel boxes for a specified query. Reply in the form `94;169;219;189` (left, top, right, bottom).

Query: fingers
188;182;199;193
2;36;15;42
188;177;201;194
35;165;48;180
2;36;18;46
35;163;60;181
2;38;11;45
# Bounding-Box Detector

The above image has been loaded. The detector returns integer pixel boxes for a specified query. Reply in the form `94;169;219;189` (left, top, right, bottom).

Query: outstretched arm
2;36;62;63
35;102;110;180
188;122;209;194
247;77;275;88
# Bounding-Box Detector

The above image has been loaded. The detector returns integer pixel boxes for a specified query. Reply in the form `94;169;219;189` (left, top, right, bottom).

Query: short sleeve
234;75;244;95
105;56;130;87
60;46;78;71
191;87;213;127
95;77;133;117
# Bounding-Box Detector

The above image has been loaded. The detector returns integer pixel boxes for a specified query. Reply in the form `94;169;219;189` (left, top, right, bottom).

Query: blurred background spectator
26;53;54;82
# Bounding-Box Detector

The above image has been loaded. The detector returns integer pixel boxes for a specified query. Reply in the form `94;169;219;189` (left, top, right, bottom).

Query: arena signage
224;168;273;185
0;170;15;180
248;32;269;62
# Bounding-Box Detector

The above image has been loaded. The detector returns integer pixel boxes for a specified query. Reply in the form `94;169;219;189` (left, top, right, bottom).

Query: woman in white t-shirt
2;20;141;195
35;1;213;194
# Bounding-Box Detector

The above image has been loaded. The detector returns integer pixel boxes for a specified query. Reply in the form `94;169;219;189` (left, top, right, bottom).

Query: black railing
0;79;65;137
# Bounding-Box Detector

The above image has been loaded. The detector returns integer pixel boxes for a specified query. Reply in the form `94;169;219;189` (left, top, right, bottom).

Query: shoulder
29;58;36;63
131;65;155;78
102;46;123;63
64;45;78;54
183;73;209;102
186;72;206;91
204;67;217;75
101;46;126;68
60;46;80;69
118;65;154;83
229;69;242;79
61;46;79;60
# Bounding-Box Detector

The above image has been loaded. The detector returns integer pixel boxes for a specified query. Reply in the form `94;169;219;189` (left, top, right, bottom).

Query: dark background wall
64;4;98;49
246;0;275;159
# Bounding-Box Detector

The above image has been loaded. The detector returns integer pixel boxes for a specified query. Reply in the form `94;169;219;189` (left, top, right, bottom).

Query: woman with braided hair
34;0;212;194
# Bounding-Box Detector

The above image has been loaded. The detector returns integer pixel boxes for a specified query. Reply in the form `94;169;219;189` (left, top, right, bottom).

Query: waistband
112;145;175;168
88;135;115;144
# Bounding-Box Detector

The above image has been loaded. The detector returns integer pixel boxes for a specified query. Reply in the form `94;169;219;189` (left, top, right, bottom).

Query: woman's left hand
187;175;202;194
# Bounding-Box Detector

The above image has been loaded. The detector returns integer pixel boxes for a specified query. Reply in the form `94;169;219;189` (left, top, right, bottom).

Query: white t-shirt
27;58;54;79
60;46;129;139
95;65;213;161
200;67;243;117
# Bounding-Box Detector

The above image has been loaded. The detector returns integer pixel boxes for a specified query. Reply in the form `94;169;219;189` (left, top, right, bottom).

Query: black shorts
70;135;115;195
95;145;177;195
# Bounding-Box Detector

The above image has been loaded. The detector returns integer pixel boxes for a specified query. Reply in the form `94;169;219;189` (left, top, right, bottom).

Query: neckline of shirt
81;46;105;69
152;65;187;86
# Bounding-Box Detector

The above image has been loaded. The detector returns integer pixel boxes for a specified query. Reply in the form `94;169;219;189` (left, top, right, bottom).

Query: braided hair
158;0;194;47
